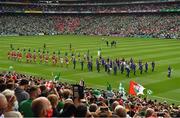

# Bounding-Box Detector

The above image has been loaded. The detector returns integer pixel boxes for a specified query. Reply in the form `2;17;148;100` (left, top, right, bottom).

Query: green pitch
0;35;180;104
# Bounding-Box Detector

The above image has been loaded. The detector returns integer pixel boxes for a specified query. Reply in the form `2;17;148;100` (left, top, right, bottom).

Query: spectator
111;101;119;112
31;97;53;117
47;94;61;117
2;89;23;118
60;103;77;117
89;103;98;112
75;103;88;117
0;93;8;118
6;79;15;90
145;108;156;118
15;79;29;104
127;104;136;117
0;79;6;92
114;105;127;117
19;86;41;117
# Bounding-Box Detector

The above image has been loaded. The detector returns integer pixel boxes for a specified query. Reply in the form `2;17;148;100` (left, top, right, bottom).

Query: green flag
107;82;112;92
54;72;60;81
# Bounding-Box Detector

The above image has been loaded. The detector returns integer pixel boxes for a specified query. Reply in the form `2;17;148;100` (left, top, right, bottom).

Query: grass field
0;35;180;104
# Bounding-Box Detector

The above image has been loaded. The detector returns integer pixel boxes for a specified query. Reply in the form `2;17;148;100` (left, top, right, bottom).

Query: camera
72;85;84;99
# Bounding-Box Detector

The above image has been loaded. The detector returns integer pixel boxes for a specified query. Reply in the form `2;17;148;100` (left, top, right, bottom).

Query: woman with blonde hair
2;89;23;118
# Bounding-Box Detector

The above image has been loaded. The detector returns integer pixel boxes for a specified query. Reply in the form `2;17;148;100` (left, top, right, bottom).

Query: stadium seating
0;14;180;38
0;1;180;38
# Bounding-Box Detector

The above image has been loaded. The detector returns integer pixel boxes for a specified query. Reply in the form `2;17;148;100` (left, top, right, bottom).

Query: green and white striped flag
119;83;127;100
119;83;125;94
54;72;60;82
119;83;126;95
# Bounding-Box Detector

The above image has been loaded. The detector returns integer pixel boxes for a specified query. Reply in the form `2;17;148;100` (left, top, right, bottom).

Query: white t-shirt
4;111;22;118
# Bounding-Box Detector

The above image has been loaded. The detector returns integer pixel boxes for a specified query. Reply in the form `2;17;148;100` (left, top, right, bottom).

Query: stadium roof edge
1;0;180;6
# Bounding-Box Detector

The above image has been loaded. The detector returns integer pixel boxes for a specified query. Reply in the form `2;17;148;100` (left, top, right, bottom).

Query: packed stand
0;71;180;117
0;14;180;38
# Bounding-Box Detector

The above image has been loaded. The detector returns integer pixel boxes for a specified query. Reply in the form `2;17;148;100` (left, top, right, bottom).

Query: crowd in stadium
1;14;180;38
0;71;180;118
0;1;180;118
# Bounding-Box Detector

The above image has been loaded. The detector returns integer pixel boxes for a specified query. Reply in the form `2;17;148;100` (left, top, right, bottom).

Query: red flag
129;80;137;95
129;80;145;96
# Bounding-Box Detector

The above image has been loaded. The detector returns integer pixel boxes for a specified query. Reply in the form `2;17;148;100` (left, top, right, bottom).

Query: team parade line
7;46;156;77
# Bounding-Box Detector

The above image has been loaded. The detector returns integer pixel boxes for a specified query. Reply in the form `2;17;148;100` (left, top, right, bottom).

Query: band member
45;51;49;64
10;49;14;60
132;63;136;76
121;63;124;74
139;63;143;75
106;41;109;47
29;49;32;63
101;58;105;67
26;49;31;63
52;52;56;65
23;48;26;57
8;50;11;59
16;48;20;61
145;62;148;73
97;48;101;58
96;58;100;73
13;49;17;61
113;62;117;75
80;58;84;71
60;56;64;67
168;66;172;78
39;51;43;64
152;61;155;72
125;64;130;77
71;52;75;62
33;49;37;63
54;55;57;65
38;49;41;56
87;59;91;72
104;62;107;72
17;50;22;62
78;52;81;62
43;43;46;49
73;57;76;69
65;56;69;68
